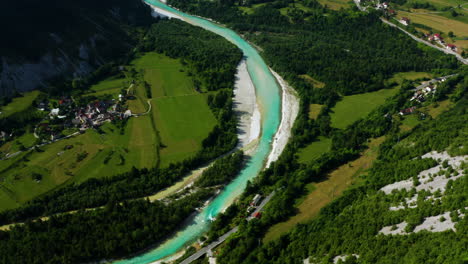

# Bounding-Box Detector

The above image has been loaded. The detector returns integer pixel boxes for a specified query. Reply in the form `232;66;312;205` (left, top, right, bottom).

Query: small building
124;110;132;119
388;9;396;15
250;194;262;206
253;212;262;219
399;17;410;26
382;2;389;8
399;106;416;116
446;44;457;51
50;108;60;117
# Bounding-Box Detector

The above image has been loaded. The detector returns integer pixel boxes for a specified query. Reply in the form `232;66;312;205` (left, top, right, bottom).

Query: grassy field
308;104;323;119
0;119;159;211
132;52;196;98
153;94;217;167
399;96;454;132
330;88;398;129
0;90;40;118
263;136;385;242
317;0;352;10
388;71;432;84
297;136;332;164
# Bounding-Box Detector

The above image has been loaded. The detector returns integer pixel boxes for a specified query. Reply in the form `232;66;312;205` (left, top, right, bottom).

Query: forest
0;189;214;264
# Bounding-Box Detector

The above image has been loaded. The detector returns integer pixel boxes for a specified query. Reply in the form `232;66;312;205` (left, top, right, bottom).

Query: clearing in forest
330;88;398;129
263;136;385;242
297;136;332;164
309;104;323;120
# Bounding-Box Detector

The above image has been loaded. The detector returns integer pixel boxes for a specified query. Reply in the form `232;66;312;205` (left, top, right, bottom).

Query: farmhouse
399;17;410;26
399;107;416;116
446;44;457;51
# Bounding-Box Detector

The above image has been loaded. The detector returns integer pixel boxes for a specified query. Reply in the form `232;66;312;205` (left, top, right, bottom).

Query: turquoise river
115;1;281;263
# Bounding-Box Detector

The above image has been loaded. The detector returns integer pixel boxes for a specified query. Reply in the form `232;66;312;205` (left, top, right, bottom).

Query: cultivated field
263;136;385;242
317;0;352;10
397;10;468;49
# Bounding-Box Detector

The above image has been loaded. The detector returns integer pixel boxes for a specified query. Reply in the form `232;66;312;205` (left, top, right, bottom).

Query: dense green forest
0;19;242;225
0;189;214;264
167;0;458;97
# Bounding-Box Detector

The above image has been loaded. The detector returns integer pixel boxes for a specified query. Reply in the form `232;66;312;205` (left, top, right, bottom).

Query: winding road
353;0;468;65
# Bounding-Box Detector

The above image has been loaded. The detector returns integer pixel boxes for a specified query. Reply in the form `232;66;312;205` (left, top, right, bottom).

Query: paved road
380;19;468;65
180;226;239;264
180;191;276;264
351;0;468;65
411;74;458;91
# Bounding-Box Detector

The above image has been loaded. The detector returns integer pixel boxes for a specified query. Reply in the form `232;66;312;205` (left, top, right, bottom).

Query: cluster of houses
425;33;458;51
35;97;131;141
399;76;451;116
71;100;132;130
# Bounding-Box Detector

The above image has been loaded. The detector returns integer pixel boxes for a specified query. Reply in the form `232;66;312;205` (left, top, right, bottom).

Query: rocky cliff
0;0;153;96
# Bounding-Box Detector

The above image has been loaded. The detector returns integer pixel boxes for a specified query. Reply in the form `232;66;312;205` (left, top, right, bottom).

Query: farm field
297;136;332;164
132;52;196;98
0;90;40;118
299;74;325;88
396;11;468;49
263;136;385;242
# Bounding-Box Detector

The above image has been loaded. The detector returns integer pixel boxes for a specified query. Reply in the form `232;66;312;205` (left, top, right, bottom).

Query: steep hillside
0;0;153;96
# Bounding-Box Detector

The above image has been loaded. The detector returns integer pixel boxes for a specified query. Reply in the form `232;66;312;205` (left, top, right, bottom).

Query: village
0;93;133;154
398;75;455;117
357;0;460;53
34;95;132;142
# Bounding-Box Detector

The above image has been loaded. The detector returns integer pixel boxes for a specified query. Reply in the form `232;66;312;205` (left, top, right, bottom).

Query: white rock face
380;151;466;195
379;211;464;235
333;254;360;264
379;151;466;235
0;40;96;96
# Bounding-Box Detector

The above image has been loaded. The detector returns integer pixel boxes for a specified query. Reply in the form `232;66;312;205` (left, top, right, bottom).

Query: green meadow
154;94;217;167
297;137;332;164
0;90;40;118
330;88;398;129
